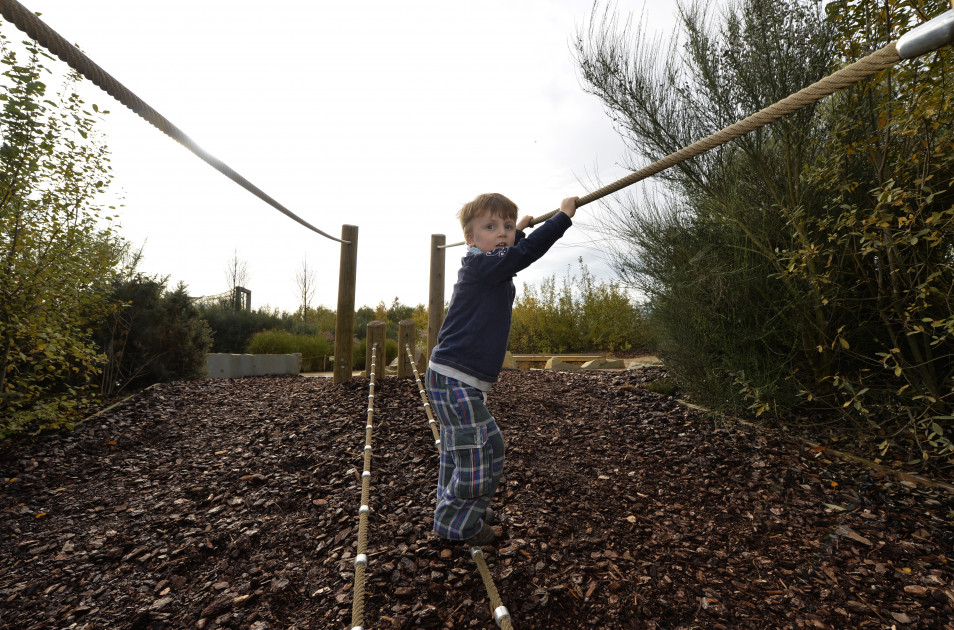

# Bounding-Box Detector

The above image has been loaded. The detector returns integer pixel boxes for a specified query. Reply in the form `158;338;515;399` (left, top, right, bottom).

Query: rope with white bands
405;344;514;629
350;343;378;630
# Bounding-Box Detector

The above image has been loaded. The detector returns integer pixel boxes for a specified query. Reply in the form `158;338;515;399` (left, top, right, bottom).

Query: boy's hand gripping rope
404;344;514;629
350;343;378;630
0;0;347;245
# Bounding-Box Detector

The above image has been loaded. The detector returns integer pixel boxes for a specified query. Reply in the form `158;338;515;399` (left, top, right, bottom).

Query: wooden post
397;320;416;379
427;234;446;366
333;225;359;384
365;321;386;380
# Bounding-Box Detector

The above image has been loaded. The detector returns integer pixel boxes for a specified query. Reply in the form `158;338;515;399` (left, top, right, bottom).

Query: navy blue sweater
429;212;572;387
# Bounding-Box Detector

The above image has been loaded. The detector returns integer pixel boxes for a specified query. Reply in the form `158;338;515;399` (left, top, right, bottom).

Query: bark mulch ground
1;368;952;629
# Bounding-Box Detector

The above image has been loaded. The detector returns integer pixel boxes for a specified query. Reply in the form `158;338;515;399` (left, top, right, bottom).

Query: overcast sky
10;1;682;312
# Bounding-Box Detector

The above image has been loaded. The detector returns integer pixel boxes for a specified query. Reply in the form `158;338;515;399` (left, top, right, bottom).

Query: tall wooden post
365;321;386;380
397;320;416;379
427;234;446;366
334;225;359;384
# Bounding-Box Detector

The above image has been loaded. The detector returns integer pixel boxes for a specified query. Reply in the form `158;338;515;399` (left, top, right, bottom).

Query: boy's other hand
560;196;579;219
516;215;533;231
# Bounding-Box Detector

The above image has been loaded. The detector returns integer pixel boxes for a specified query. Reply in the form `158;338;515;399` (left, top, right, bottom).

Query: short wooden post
334;225;359;384
397;320;416;379
365;321;386;380
427;234;446;365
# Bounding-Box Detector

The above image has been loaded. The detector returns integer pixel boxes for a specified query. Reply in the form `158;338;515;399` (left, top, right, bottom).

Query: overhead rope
404;344;515;629
350;343;378;630
440;9;954;248
0;0;347;245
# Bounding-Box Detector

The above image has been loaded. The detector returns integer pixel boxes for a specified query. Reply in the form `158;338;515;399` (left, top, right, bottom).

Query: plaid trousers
426;368;506;540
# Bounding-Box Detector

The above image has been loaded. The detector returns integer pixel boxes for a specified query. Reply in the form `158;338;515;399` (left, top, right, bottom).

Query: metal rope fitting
354;553;368;568
364;445;372;452
897;10;954;59
366;408;373;414
493;605;511;626
428;419;435;424
362;470;371;479
423;403;430;408
419;389;426;395
434;439;441;447
359;505;370;515
367;394;374;399
470;546;483;560
366;424;373;430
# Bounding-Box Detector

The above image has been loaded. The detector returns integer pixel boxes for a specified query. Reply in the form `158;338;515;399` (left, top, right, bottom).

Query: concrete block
205;353;302;379
581;358;607;370
544;357;580;370
582;358;625;369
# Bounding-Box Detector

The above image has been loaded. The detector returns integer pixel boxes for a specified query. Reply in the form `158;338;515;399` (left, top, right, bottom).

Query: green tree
96;276;212;396
576;0;954;468
575;0;837;409
0;35;122;434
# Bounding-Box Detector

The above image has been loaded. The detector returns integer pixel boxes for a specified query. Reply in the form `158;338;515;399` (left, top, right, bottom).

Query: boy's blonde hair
458;193;519;236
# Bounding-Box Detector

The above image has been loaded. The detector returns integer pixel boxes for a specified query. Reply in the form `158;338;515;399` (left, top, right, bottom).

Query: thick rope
471;547;514;630
350;343;378;630
529;42;901;226
405;344;442;447
403;345;515;627
0;0;347;244
438;40;902;250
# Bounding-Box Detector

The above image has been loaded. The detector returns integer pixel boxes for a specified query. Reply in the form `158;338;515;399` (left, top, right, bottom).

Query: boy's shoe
463;521;496;546
482;507;495;525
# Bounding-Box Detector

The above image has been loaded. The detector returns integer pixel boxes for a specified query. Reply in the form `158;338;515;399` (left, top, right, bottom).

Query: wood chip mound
1;368;952;629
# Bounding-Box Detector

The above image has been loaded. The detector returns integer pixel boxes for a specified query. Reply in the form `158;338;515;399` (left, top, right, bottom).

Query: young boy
426;192;578;545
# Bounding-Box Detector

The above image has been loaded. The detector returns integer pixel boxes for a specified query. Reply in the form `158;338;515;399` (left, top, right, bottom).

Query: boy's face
466;210;517;253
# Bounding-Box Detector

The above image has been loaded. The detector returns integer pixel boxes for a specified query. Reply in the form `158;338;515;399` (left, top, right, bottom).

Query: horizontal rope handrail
437;10;954;249
0;0;348;245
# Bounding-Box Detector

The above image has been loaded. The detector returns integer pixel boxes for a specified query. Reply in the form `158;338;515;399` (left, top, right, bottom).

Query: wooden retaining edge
675;399;954;494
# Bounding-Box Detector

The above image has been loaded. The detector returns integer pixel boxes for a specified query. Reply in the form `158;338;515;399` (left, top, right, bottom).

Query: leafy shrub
245;330;333;372
647;379;680;398
510;259;651;353
352;339;398;371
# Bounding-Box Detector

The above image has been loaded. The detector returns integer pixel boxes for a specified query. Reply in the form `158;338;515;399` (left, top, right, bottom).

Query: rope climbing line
350;343;379;630
0;0;347;245
404;344;515;629
439;10;954;248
